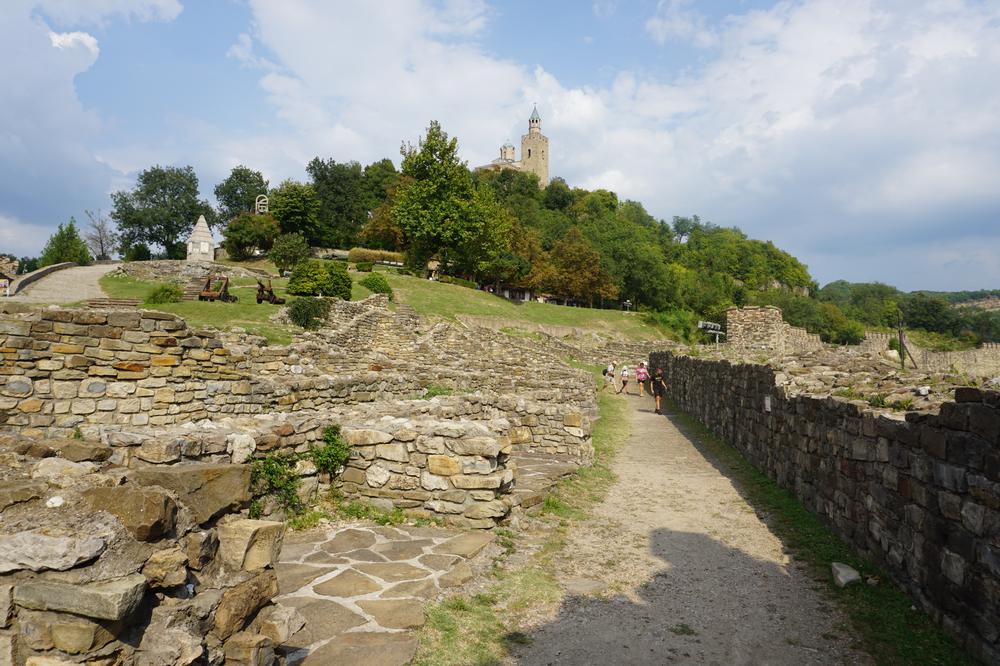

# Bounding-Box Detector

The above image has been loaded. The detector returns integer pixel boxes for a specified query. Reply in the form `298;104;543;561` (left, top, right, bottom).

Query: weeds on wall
249;425;350;518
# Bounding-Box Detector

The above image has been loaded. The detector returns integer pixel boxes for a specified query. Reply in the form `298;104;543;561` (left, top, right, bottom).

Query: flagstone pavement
276;524;494;665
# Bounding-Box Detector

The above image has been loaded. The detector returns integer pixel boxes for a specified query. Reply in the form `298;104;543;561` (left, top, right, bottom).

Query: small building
186;215;214;262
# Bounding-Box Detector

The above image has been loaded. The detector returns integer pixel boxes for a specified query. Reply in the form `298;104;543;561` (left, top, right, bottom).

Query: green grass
413;391;631;665
383;271;665;340
100;269;381;345
667;404;974;666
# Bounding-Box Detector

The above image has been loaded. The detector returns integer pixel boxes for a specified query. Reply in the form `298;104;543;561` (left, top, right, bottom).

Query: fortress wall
650;350;1000;662
725;306;822;355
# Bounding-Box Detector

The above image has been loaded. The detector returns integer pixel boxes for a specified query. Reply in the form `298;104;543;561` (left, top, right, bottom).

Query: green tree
39;219;92;267
543;177;573;211
110;165;216;259
393;121;511;274
547;228;618;306
222;213;280;261
361;158;400;210
269;180;321;244
269;233;312;274
307;158;367;248
214;165;269;223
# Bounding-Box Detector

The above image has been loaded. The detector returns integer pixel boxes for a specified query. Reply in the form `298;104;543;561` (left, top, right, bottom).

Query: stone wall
0;431;299;665
650;350;1000;661
912;343;1000;377
0;306;597;437
725;306;822;355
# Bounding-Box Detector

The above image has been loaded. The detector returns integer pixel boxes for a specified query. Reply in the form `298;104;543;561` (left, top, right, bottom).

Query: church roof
530;105;540;121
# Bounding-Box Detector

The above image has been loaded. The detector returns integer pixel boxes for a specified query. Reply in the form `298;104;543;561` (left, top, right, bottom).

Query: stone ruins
1;292;997;663
0;291;658;664
651;305;1000;662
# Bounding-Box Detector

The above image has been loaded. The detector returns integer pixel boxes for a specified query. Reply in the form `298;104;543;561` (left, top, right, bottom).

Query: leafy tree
547;228;617;306
360;177;408;251
902;293;958;334
39;219;92;267
17;257;39;274
83;209;118;260
269;180;321;243
215;165;269;222
393;121;511;275
307;158;367;248
222;213;280;261
361;158;400;210
543;177;573;211
269;233;312;274
111;165;216;259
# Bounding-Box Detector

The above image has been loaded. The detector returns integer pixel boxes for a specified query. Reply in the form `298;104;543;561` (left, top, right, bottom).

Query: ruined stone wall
861;331;892;353
0;431;297;665
650;350;1000;661
0;307;596;437
912;343;1000;377
725;306;822;355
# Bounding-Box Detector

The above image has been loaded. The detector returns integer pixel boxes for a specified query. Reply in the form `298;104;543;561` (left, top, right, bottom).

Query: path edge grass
666;402;975;666
412;366;630;665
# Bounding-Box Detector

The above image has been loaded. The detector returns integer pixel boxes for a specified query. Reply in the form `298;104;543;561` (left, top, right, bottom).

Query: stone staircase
86;297;141;309
182;276;204;301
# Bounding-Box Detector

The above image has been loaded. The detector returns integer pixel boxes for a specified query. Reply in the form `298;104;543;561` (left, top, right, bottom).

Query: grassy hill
99;264;667;344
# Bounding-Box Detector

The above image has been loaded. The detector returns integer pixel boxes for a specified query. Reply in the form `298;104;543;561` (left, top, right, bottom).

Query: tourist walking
635;362;650;397
617;365;630;395
652;367;668;413
601;361;616;392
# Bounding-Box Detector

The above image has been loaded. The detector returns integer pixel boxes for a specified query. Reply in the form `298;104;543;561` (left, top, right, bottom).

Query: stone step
86;298;141;309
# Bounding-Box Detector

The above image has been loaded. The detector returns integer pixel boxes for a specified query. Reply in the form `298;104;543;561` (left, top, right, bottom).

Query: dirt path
8;264;116;304
512;395;871;665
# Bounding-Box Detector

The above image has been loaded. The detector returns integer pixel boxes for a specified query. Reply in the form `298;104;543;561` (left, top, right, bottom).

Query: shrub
312;426;350;475
269;233;312;274
145;283;183;304
439;275;477;289
359;272;393;299
250;451;303;516
287;259;351;299
347;247;404;264
39;219;92;267
354;261;374;272
223;212;279;261
287;297;332;330
123;243;152;262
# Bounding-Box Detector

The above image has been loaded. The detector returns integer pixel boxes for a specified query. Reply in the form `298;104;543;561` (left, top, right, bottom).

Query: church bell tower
520;105;549;187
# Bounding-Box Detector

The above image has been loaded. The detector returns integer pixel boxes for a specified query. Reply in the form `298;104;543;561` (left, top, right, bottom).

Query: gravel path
513;395;871;665
8;264;116;304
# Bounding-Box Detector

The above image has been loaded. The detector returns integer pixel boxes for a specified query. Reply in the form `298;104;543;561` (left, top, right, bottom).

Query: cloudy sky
2;0;998;291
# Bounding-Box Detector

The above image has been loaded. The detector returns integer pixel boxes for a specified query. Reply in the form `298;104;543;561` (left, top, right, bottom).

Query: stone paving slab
276;523;493;665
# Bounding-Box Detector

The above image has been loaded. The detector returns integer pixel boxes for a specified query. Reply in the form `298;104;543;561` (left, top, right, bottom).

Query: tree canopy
111;165;215;259
214;166;269;223
40;218;92;267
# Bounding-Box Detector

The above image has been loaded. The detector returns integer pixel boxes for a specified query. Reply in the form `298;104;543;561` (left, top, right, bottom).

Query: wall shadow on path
508;526;849;665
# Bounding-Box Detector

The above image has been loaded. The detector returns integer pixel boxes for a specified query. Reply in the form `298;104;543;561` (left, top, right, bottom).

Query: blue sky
2;0;999;291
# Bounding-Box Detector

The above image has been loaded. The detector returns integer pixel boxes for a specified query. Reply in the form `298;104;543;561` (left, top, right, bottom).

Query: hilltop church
478;106;549;187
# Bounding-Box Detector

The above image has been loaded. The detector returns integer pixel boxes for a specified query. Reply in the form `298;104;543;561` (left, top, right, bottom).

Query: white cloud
33;0;181;25
0;1;181;258
645;0;718;48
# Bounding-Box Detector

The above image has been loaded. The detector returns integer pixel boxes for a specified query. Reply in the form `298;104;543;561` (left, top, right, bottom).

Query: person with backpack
617;365;631;395
601;361;616;392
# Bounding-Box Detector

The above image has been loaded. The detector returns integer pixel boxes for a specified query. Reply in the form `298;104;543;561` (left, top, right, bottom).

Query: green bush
347;247;405;264
312;426;350;475
39;219;92;267
145;283;184;304
250;451;303;516
354;261;374;272
222;212;279;261
359;272;393;299
269;233;312;274
123;243;152;262
287;297;331;330
438;275;477;289
287;259;351;299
